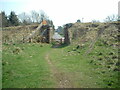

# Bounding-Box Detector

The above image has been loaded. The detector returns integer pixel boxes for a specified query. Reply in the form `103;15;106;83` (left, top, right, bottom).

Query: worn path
45;52;74;88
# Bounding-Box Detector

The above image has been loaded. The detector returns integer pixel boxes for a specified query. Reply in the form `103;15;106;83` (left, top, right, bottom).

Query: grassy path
45;53;73;88
2;43;56;88
2;43;119;88
45;48;101;88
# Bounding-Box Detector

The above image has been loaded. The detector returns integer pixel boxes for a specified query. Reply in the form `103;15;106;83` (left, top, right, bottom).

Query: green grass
2;43;55;88
48;46;101;88
48;42;119;88
2;42;119;88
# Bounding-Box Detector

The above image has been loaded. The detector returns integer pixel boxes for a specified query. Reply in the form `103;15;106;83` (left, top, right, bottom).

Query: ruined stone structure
41;25;53;43
64;25;70;44
64;22;120;46
64;23;73;44
23;20;54;43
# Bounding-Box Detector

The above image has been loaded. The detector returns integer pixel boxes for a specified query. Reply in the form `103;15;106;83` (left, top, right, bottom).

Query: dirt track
45;53;74;88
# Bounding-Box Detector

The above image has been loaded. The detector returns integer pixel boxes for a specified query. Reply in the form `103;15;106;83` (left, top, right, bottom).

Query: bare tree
105;15;118;22
39;10;49;22
18;10;50;25
18;12;32;25
18;12;26;22
31;10;40;23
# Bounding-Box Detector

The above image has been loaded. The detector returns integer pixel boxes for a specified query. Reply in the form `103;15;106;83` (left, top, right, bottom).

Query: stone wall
64;22;119;45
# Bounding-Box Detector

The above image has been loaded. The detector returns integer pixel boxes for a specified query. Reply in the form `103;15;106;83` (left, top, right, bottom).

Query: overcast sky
0;0;119;28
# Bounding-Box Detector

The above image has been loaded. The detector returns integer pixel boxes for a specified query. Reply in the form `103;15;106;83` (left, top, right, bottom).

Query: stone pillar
64;26;70;44
49;27;53;43
46;27;50;43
